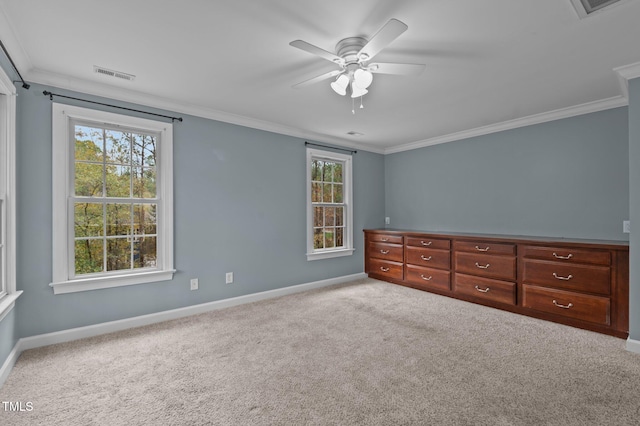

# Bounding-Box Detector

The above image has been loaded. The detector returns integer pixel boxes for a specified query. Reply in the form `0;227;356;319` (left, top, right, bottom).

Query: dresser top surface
364;228;629;250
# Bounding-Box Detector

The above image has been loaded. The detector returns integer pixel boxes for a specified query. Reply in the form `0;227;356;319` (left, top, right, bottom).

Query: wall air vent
93;66;135;81
570;0;629;18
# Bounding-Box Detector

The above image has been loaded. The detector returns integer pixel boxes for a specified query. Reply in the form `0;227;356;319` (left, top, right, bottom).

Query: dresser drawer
405;246;450;270
521;245;610;266
522;285;610;325
369;233;403;244
454;240;515;256
406;236;450;250
369;258;403;280
521;259;610;295
454;252;516;281
368;242;403;262
405;265;450;292
454;273;516;306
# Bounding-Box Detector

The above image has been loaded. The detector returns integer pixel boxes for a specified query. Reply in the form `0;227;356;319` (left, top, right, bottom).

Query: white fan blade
290;40;345;66
369;62;425;76
293;70;343;89
357;19;408;62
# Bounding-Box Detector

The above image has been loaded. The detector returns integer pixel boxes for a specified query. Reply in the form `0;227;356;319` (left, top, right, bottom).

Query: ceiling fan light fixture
330;74;349;96
353;69;373;89
350;82;368;98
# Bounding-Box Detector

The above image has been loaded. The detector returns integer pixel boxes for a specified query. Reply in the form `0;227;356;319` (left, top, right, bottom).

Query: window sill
0;291;23;323
307;248;355;261
50;269;176;295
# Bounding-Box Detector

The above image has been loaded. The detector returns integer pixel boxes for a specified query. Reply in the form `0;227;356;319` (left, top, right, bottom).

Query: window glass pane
313;206;323;227
75;163;104;197
106;204;131;236
75;239;104;275
314;228;323;249
334;163;343;183
134;204;157;235
105;130;131;164
336;207;344;227
311;182;322;203
132;134;156;167
75;126;104;162
324;228;335;248
333;183;343;203
323;162;334;182
75;203;104;237
311;160;322;181
106;238;131;271
105;165;131;197
323;183;332;203
336;227;344;247
133;167;156;199
324;207;335;227
134;236;157;268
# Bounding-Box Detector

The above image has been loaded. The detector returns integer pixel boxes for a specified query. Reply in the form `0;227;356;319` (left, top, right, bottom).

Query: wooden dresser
364;229;629;337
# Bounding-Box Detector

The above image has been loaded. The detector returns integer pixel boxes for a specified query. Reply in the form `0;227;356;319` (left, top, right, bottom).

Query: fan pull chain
352;97;355;115
360;96;364;109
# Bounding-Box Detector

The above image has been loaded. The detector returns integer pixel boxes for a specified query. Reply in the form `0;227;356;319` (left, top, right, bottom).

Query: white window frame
51;103;175;294
0;66;22;321
306;148;354;261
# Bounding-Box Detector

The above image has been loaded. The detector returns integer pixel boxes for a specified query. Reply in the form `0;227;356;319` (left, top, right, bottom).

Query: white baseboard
0;340;23;390
626;337;640;354
0;272;366;388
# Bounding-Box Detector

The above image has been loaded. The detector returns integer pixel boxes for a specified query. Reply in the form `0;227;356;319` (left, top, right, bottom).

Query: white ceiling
1;0;639;153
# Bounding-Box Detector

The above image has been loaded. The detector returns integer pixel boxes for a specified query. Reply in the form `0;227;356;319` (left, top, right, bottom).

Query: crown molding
384;95;628;155
0;3;33;72
24;68;385;155
614;61;640;99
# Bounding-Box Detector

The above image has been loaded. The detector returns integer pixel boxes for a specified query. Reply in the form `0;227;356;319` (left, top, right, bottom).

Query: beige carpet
1;278;639;425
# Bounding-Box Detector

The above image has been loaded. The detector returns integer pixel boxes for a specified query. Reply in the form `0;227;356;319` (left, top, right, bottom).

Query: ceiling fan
290;19;425;101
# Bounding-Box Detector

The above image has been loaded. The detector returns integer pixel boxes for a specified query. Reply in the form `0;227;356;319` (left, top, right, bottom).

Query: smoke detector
93;66;136;81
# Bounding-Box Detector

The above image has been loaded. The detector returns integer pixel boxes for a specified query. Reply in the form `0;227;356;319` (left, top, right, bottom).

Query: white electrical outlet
385;217;390;225
190;278;199;291
225;272;234;284
623;220;630;234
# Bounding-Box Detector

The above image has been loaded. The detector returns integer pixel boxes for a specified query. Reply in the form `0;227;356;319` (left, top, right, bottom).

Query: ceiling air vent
347;131;364;137
93;66;135;81
570;0;628;17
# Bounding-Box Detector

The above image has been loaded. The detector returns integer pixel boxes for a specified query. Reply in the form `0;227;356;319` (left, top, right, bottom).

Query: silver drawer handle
380;249;390;254
381;238;389;242
553;252;573;260
475;246;490;252
475;286;490;293
553;273;573;281
421;241;432;246
553;300;573;309
420;255;432;261
420;274;432;281
380;267;390;272
475;262;490;269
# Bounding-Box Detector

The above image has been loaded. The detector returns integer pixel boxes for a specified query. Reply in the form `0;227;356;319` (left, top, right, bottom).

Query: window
306;148;354;261
0;66;21;320
51;104;174;294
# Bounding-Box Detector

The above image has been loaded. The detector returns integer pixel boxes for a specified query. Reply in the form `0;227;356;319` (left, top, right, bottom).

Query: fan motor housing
335;37;368;63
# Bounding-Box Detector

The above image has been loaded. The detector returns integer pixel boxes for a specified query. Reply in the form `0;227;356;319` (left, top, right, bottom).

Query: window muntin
306;148;353;261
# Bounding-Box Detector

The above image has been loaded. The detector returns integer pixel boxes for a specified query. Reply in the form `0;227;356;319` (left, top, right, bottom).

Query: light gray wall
13;83;385;338
385;108;630;241
628;78;640;341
